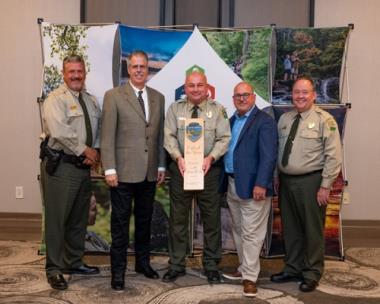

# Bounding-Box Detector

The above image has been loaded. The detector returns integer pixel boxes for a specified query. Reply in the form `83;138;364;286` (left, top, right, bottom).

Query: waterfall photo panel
272;27;350;105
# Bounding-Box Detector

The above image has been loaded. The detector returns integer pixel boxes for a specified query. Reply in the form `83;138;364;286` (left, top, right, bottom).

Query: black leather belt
61;154;90;169
281;169;322;177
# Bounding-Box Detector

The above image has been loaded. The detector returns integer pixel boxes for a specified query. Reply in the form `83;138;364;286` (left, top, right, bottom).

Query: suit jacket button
146;123;150;127
145;149;148;152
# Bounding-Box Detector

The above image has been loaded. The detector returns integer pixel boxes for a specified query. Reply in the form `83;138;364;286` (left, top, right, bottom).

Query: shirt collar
63;83;83;98
187;99;207;112
129;81;146;94
234;105;255;119
298;104;315;119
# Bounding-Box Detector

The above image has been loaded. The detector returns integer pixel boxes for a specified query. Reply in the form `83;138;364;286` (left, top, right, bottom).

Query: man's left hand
317;187;330;206
157;170;166;185
253;186;266;201
202;155;214;175
83;147;99;167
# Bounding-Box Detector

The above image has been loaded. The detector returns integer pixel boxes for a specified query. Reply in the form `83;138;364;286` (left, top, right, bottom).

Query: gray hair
127;50;148;66
62;54;85;71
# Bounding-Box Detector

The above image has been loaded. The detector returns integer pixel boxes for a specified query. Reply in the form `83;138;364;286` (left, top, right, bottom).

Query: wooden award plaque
184;118;204;190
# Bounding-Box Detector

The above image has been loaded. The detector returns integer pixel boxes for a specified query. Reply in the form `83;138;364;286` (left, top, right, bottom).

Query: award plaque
184;118;204;190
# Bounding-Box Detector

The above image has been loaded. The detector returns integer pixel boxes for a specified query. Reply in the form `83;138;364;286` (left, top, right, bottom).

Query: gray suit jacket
100;82;165;183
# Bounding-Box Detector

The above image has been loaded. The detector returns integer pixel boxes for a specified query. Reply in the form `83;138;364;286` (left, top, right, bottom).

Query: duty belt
61;153;91;169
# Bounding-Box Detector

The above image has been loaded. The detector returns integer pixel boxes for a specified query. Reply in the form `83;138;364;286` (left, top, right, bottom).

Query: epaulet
48;84;65;98
314;106;324;114
315;106;332;120
206;98;218;105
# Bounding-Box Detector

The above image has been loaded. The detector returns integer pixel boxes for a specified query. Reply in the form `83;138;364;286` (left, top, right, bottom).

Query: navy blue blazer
220;106;278;199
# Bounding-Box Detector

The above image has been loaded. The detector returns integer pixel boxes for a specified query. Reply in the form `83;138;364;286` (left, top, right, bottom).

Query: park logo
186;122;203;142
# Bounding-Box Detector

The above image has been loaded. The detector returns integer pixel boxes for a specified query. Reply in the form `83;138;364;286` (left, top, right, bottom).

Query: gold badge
308;122;315;129
206;111;213;118
70;105;77;111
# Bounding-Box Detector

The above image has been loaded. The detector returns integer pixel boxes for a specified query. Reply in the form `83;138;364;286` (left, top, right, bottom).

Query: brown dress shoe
243;280;257;297
222;270;242;281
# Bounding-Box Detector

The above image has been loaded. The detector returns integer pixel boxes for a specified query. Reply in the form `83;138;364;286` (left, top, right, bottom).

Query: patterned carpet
1;241;380;303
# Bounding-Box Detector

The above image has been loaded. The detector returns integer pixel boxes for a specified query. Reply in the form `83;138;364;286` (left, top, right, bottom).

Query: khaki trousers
227;177;271;282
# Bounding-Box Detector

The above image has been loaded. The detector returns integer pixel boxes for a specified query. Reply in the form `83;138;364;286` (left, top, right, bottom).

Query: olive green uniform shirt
278;105;342;188
43;83;101;156
164;98;231;161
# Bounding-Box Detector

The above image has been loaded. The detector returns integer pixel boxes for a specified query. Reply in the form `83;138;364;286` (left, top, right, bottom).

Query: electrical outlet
342;191;350;204
15;186;24;199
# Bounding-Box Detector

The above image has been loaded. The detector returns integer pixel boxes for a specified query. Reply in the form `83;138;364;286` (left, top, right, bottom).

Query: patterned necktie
281;113;301;167
138;90;146;118
191;105;199;118
78;93;93;147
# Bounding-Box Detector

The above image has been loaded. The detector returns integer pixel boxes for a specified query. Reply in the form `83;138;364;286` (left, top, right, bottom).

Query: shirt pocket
67;106;84;124
177;117;186;130
299;128;321;152
278;127;290;150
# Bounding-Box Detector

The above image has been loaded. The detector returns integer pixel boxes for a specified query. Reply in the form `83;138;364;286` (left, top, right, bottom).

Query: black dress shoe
162;269;186;282
299;280;318;292
270;272;301;283
135;264;159;279
205;270;221;284
48;274;68;290
63;264;100;275
111;273;125;291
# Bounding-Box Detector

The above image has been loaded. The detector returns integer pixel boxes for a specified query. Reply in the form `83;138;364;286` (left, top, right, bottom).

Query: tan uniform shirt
164;98;231;162
43;83;101;156
278;105;342;188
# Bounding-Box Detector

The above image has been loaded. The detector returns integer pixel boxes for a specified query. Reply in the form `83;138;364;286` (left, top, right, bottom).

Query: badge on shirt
308;122;315;129
70;104;78;111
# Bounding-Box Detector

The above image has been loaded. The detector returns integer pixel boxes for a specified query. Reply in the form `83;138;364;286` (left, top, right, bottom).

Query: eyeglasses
233;92;253;100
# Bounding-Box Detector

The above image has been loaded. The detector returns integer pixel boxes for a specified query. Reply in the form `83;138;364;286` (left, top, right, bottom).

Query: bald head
184;72;208;105
233;81;256;115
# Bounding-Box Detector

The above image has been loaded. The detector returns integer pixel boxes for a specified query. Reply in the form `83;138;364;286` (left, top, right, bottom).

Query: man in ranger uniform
271;75;342;292
163;71;231;284
42;54;101;290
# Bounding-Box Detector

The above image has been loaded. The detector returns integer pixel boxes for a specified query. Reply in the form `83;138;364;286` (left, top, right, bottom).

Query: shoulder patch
326;117;337;131
221;107;228;119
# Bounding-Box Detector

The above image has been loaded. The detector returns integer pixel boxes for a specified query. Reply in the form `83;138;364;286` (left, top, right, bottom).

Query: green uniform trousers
279;171;326;283
168;161;221;272
42;159;91;278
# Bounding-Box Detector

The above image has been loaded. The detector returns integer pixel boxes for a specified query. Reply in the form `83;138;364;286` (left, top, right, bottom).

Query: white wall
315;0;380;220
0;0;80;213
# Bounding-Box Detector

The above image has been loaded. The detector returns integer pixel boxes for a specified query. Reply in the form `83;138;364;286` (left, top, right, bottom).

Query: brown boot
243;279;257;297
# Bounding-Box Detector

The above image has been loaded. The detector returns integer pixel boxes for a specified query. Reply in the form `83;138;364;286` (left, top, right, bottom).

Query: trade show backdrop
39;22;351;258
